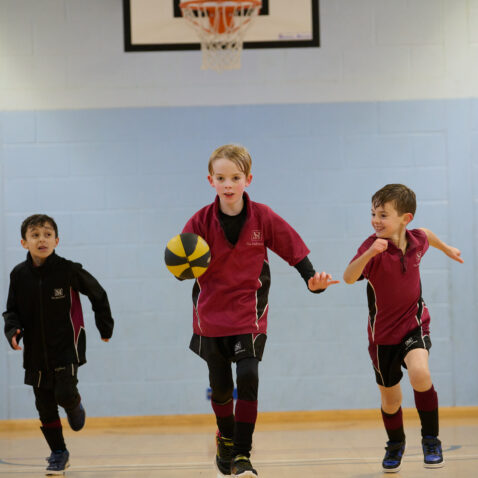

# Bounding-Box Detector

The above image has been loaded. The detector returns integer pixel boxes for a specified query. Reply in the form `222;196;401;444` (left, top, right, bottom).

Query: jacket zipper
38;278;49;371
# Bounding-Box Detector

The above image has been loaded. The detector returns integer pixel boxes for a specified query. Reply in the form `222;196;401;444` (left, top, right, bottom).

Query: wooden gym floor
1;408;478;477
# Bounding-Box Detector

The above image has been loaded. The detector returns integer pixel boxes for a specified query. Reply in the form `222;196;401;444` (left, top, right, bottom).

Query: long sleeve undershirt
219;203;324;294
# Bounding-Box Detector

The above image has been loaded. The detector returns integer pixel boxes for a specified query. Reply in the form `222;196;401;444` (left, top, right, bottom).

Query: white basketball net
180;0;261;71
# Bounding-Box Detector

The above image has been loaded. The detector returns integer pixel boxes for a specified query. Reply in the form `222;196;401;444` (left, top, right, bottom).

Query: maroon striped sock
40;422;65;451
381;407;405;442
414;385;439;437
42;419;62;428
211;399;234;438
235;399;257;424
233;399;258;457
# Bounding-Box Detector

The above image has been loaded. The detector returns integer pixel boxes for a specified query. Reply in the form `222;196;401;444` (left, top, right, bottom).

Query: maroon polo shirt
183;193;310;337
352;228;430;345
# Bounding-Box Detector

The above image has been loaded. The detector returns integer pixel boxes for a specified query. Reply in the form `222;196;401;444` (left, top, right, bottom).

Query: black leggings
208;356;259;403
33;367;80;424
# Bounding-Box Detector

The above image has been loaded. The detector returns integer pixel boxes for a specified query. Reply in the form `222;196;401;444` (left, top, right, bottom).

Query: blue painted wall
1;99;476;418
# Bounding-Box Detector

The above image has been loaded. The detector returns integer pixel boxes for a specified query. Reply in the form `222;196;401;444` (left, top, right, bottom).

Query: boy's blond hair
208;144;252;177
372;184;416;216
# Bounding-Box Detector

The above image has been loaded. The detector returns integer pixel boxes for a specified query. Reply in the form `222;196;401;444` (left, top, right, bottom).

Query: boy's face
21;223;59;265
371;201;412;239
208;158;252;209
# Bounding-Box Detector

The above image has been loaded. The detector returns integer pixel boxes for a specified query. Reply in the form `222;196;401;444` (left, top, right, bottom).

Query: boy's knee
36;404;60;424
55;388;80;410
211;387;234;404
236;358;259;400
410;372;432;391
381;397;402;413
408;365;431;387
236;358;259;383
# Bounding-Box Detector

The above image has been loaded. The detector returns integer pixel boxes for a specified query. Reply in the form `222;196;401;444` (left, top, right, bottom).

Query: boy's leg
379;384;406;473
405;349;443;468
379;384;405;442
230;357;258;477
34;387;66;451
54;365;85;431
208;358;235;438
34;387;70;474
207;357;235;475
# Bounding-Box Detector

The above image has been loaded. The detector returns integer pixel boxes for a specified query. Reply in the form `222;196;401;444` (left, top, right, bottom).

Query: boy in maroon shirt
343;184;463;473
181;144;339;477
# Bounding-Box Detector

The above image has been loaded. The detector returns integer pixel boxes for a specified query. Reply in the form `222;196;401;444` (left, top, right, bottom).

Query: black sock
40;425;66;452
233;422;255;457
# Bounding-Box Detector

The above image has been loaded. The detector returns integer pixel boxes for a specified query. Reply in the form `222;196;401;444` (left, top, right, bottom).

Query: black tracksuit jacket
3;251;114;375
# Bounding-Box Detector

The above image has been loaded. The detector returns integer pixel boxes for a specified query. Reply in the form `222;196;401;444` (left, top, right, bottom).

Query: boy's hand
308;271;340;291
11;329;22;350
445;246;464;264
369;238;388;256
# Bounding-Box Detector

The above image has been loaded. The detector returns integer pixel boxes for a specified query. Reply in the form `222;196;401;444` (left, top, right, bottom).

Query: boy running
343;184;463;473
181;144;339;477
3;214;114;475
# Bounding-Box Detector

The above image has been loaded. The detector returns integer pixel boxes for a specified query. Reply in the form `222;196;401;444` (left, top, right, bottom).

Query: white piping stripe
375;345;385;386
367;280;378;342
69;288;84;363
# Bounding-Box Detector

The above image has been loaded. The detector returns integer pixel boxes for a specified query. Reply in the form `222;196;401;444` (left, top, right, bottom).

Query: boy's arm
419;228;464;263
343;239;388;284
294;257;340;293
3;280;23;350
72;265;114;340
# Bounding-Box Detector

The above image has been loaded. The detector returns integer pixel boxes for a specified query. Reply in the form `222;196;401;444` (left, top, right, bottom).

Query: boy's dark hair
372;184;416;216
21;214;58;240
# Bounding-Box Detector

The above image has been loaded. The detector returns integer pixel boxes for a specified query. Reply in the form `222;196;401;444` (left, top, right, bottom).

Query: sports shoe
45;449;70;475
66;402;85;431
422;436;444;468
215;431;233;476
382;440;405;473
230;455;258;477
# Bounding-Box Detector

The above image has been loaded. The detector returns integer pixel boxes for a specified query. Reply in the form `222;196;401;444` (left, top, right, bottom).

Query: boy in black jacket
3;214;114;475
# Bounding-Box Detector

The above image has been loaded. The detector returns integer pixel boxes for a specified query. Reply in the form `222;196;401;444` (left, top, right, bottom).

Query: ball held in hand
164;233;210;279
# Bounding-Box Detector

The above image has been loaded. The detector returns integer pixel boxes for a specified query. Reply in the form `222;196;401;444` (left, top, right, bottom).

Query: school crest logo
251;231;262;241
414;251;422;267
234;341;245;355
248;230;263;246
404;336;417;350
52;288;65;300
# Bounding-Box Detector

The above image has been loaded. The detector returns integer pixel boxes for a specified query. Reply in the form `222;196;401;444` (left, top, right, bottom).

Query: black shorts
369;328;432;388
190;333;267;363
25;364;79;389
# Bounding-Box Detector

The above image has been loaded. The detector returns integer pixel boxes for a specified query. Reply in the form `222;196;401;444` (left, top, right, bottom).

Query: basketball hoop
180;0;261;71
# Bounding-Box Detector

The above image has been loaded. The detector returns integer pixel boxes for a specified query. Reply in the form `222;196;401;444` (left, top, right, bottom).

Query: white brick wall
0;0;477;419
0;0;477;110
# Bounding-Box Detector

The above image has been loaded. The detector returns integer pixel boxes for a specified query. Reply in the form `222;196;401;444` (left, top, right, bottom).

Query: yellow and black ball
164;233;210;280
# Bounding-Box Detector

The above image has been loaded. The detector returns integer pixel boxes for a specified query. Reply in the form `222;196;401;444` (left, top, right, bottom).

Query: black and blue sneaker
215;431;233;476
45;449;70;475
382;440;405;473
422;436;444;468
66;402;85;431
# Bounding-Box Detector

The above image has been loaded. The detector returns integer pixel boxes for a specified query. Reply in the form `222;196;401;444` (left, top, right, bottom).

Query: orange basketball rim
179;0;262;71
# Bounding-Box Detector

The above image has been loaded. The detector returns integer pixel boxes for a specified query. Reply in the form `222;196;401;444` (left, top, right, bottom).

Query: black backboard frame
123;0;320;52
